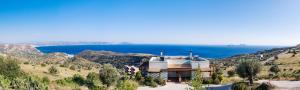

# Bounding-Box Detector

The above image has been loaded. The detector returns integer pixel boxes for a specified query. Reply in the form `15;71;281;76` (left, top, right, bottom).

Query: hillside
76;50;152;68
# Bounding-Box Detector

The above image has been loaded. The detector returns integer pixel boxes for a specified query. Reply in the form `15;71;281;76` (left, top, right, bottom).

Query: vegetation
231;82;248;90
99;64;120;87
0;57;49;90
144;76;157;87
270;64;280;74
116;80;139;90
236;59;262;85
48;66;59;75
0;57;22;79
189;68;204;90
227;70;236;77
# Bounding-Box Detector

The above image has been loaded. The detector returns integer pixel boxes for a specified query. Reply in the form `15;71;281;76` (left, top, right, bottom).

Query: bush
231;82;248;90
41;63;46;67
70;65;76;70
155;77;166;86
144;76;157;87
270;65;280;74
48;66;59;75
0;58;22;79
24;61;30;64
99;64;120;87
256;83;275;90
72;74;85;86
228;70;235;77
116;80;139;90
86;72;102;89
42;76;50;84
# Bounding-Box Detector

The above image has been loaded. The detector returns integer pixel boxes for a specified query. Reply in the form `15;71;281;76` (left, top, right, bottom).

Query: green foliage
256;83;275;90
72;74;85;86
99;64;120;87
116;80;139;90
48;66;59;75
270;64;280;74
190;68;204;90
228;70;235;77
86;72;104;90
0;75;11;89
41;63;46;67
24;61;30;64
211;72;223;84
0;57;22;79
70;65;76;70
144;76;156;87
231;82;248;90
42;76;50;84
154;77;166;86
135;71;143;81
236;59;262;85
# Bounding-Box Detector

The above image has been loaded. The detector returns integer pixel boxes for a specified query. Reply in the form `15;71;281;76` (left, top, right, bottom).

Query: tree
236;59;262;85
116;80;139;90
190;68;204;90
86;72;102;89
99;64;120;87
135;71;142;81
48;66;59;75
269;64;280;74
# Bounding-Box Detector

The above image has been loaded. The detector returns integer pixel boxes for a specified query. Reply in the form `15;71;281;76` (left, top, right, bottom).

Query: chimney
160;50;164;57
189;50;193;60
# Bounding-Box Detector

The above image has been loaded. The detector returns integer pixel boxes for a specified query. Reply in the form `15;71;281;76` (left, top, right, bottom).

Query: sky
0;0;300;46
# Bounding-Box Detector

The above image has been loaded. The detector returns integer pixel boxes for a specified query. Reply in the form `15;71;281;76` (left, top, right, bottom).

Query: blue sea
36;44;282;58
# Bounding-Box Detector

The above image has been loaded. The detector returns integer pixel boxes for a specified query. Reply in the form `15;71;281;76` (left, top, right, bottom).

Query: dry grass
21;63;99;90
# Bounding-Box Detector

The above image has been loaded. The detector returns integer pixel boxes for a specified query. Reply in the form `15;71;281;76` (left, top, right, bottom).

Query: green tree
190;68;204;90
99;64;120;87
86;72;103;89
236;59;262;85
116;80;139;90
269;64;280;74
135;71;143;81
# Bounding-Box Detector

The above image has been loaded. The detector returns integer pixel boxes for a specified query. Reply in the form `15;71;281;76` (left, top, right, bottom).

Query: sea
36;44;283;59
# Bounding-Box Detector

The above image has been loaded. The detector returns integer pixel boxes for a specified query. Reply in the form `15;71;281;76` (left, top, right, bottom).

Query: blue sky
0;0;300;46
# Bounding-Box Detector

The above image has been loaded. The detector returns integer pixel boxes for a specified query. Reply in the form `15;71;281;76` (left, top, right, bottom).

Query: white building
147;52;211;82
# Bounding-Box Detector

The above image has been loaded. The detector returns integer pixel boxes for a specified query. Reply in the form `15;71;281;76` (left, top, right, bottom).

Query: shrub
24;61;30;64
99;64;120;87
135;71;143;81
270;64;280;74
41;63;46;67
227;70;235;77
0;75;11;89
86;72;102;89
72;74;85;86
70;65;76;70
231;82;248;90
116;80;139;90
144;76;156;87
0;58;22;79
48;66;59;75
256;83;275;90
155;77;166;86
42;77;50;84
